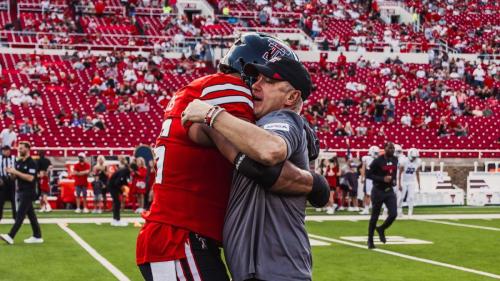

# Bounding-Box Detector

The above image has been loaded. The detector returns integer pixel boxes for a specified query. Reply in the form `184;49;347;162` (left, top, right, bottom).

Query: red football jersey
137;73;254;264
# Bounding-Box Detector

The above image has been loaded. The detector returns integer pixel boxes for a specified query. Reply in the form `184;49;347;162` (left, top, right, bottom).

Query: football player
360;146;379;215
136;33;329;281
398;148;421;218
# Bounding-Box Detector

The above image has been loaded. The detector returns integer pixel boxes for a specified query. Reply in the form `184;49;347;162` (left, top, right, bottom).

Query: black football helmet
219;33;299;86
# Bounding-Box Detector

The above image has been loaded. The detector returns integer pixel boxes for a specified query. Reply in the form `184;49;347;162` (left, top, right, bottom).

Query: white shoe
338;206;345;211
83;208;90;214
75;208;82;213
326;207;335;215
315;208;322;212
111;220;128;227
97;209;103;214
0;234;14;245
92;209;98;214
360;208;370;215
38;207;45;213
353;207;360;212
24;237;44;244
347;207;354;212
45;206;52;212
135;208;144;214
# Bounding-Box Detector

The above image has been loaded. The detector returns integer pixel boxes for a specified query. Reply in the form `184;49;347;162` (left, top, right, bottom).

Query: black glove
303;117;320;161
308;172;330;208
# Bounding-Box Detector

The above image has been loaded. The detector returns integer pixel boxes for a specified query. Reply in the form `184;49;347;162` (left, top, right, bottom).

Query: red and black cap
243;56;312;100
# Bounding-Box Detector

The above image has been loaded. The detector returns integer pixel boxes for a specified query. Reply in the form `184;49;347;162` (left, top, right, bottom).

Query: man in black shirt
366;142;398;249
0;142;43;245
108;164;131;227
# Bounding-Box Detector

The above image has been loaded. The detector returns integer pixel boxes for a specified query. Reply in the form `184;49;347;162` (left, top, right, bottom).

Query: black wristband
234;152;284;189
308;172;330;208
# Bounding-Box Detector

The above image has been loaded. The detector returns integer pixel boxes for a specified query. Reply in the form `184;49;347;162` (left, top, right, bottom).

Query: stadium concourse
0;0;499;280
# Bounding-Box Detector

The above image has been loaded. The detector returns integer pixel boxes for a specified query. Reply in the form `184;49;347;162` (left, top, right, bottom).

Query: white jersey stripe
185;241;202;281
204;96;254;109
150;261;177;281
201;83;252;97
175;261;187;281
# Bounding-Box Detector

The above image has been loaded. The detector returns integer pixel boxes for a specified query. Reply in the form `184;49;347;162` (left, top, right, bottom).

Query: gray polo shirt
223;109;311;281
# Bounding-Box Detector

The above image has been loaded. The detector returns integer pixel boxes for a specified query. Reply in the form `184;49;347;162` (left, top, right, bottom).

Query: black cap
2;145;11;150
243;57;312;100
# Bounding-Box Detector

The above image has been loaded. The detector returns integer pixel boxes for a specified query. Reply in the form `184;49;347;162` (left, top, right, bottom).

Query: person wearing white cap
73;153;91;213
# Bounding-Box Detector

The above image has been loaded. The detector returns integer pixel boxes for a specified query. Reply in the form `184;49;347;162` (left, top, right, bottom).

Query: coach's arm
201;126;329;207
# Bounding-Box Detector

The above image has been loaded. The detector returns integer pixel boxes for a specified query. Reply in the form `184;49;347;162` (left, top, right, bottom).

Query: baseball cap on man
1;145;10;150
243;56;312;100
78;152;86;158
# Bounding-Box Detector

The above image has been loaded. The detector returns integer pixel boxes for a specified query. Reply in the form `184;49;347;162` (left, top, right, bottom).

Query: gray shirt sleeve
257;109;304;160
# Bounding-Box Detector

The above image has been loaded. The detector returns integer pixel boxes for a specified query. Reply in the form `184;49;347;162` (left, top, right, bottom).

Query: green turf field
1;207;499;281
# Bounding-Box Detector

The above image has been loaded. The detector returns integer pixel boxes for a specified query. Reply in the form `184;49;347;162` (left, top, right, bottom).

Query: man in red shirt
73;152;90;213
136;34;329;281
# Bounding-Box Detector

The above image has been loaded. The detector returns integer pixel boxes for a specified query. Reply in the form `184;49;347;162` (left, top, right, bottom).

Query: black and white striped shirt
0;155;16;177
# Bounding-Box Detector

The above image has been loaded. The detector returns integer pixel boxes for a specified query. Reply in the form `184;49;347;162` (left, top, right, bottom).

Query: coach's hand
182;99;212;126
383;175;392;183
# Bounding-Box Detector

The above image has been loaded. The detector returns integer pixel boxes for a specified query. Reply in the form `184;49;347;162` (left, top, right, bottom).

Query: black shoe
367;239;376;249
376;226;386;244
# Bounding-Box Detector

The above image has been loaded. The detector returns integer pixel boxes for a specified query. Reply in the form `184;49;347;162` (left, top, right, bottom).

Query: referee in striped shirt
0;145;16;222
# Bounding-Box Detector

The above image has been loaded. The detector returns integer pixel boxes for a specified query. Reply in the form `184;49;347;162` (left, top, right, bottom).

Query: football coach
183;57;323;281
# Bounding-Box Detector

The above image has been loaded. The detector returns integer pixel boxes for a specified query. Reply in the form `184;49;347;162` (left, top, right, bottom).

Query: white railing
319;149;500;159
18;2;167;17
15;147;500;159
0;30;236;52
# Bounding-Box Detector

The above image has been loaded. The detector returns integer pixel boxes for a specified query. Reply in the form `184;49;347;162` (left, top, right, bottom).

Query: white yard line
58;223;131;281
418;219;500;231
1;214;500;224
309;234;500;280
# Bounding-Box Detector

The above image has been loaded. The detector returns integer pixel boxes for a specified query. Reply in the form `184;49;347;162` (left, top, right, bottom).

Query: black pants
0;179;16;221
109;188;121;221
368;187;397;240
8;192;41;239
139;232;229;281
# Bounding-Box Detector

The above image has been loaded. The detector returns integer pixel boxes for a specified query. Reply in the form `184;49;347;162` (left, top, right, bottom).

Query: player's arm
398;166;404;191
360;163;366;181
416;168;421;191
182;99;286;166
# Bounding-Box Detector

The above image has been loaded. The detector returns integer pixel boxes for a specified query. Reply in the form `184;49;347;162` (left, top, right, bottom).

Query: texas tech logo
263;41;292;61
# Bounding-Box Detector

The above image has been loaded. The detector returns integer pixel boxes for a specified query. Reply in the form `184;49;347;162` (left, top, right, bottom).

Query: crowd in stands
303;52;498;140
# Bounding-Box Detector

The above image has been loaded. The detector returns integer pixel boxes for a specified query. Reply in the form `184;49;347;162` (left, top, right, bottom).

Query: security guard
0;142;42;245
366;142;398;249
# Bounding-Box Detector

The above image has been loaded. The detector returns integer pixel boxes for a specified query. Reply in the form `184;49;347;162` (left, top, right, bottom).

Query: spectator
438;117;449;137
19;118;33;134
473;65;485;87
73;153;90;214
356;122;368;136
32;120;44;135
132;157;148;214
94;99;106;113
92;156;108;214
401;113;412;127
0;125;17;148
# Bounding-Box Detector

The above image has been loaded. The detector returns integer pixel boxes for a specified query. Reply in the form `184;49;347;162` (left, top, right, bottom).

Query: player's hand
181;99;213;126
398;185;402;192
383;175;392;183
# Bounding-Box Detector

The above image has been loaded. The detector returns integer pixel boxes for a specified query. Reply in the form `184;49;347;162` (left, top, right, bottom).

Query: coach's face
252;74;299;119
385;143;395;158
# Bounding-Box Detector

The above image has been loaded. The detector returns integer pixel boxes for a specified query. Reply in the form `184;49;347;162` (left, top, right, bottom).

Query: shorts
339;183;350;192
135;181;147;195
349;187;358;197
75;185;87;197
138;228;229;281
364;179;373;195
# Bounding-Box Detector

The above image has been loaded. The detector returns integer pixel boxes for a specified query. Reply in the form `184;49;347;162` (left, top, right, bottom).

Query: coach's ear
285;89;301;107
